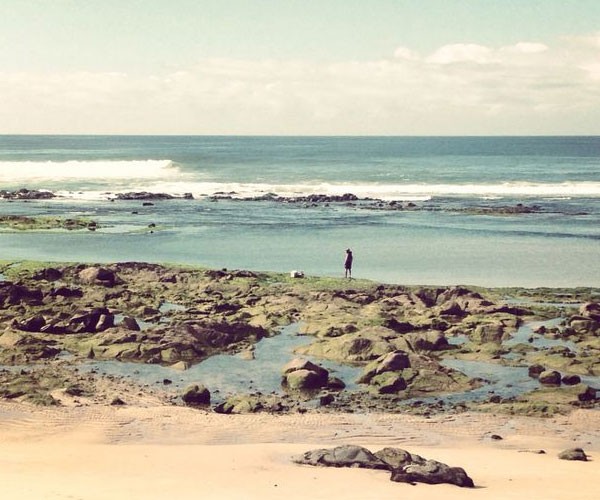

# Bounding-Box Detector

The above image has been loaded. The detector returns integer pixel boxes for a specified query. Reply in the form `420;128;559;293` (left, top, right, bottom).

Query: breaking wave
0;159;179;184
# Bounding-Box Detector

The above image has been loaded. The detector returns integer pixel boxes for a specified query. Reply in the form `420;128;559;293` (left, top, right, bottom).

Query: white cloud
1;35;599;135
393;46;419;61
427;44;494;65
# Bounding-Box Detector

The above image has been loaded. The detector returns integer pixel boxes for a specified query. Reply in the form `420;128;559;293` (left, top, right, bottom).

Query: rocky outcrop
538;370;562;386
0;188;55;199
181;384;210;406
120;191;192;200
294;445;474;488
78;267;120;287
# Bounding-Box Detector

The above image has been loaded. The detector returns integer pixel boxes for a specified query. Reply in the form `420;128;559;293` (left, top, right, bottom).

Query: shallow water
78;323;362;403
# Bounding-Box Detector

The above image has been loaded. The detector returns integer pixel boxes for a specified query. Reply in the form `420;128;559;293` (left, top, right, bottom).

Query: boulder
67;308;114;333
282;358;329;390
406;330;449;351
471;322;505;343
120;316;141;331
358;350;410;384
575;384;597;402
285;369;326;390
78;267;118;287
13;315;46;332
558;448;588;461
32;267;63;281
391;460;475;488
181;384;210;406
370;372;407;394
528;364;545;378
538;370;561;386
293;445;388;470
294;445;474;488
579;302;600;321
561;374;581;385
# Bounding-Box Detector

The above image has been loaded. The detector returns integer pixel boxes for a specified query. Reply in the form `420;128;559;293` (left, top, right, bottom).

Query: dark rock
115;192;175;200
110;397;126;406
579;302;600;322
528;364;545;378
391;461;474;488
293;445;389;470
0;282;43;306
327;377;346;390
78;267;119;287
285;369;326;390
13;315;46;332
51;286;83;298
561;374;581;385
370;372;407;394
319;394;335;406
558;448;588;461
575;385;597;402
32;267;63;281
538;370;561;386
181;384;211;406
67;308;114;333
382;318;414;334
120;316;141;331
0;188;55;200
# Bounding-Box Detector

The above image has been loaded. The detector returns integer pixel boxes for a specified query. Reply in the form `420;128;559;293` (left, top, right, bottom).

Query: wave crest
0;159;178;182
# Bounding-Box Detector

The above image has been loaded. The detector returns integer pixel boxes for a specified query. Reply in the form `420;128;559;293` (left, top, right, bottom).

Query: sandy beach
1;401;598;499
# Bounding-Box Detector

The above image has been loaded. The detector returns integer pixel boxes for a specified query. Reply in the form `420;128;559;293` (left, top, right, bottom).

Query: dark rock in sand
390;460;474;488
293;445;389;470
558;448;588;461
295;445;474;488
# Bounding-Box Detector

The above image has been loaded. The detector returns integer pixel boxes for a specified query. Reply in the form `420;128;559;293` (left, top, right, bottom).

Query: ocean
0;135;598;287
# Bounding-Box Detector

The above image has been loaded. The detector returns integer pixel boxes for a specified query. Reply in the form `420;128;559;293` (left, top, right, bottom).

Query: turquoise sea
0;135;598;287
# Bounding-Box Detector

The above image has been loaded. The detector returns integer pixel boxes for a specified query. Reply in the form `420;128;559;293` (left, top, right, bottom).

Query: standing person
344;248;353;279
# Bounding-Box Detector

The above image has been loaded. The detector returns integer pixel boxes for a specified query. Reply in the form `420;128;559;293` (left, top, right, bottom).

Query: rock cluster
294;444;474;488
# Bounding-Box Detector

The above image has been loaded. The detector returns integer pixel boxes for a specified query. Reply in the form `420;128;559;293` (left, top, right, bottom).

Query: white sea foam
0;159;178;183
143;180;600;201
2;159;599;201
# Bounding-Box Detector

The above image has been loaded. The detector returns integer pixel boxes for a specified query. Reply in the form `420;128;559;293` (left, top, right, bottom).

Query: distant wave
1;160;599;201
0;159;178;183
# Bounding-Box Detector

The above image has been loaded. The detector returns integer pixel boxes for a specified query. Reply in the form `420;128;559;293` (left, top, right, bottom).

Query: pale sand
1;403;599;499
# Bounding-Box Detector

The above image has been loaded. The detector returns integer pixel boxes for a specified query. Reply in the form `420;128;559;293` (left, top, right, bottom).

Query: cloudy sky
1;0;599;135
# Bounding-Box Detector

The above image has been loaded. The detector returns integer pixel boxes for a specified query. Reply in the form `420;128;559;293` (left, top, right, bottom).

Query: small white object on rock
290;270;304;278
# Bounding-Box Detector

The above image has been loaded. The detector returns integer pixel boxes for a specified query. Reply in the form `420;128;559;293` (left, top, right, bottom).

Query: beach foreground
1;402;599;499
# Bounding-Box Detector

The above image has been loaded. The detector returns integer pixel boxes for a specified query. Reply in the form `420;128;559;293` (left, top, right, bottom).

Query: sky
1;0;600;135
